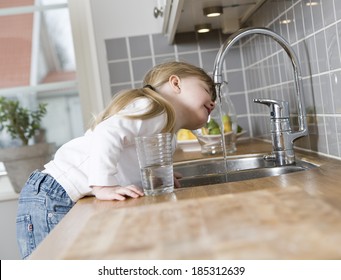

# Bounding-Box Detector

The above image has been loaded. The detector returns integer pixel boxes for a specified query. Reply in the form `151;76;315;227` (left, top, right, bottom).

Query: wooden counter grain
29;140;341;259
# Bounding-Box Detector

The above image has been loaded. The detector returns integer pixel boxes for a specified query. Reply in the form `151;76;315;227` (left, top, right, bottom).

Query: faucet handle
253;98;289;119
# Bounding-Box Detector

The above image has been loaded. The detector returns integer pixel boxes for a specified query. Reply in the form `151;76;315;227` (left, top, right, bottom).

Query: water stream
214;83;229;179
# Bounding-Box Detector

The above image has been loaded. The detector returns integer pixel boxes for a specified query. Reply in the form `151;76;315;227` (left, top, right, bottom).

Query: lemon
177;129;196;140
222;115;232;133
201;115;236;135
201;127;209;135
222;115;229;123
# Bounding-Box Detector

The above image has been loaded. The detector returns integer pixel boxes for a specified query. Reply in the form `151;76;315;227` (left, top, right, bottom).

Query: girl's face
178;76;216;130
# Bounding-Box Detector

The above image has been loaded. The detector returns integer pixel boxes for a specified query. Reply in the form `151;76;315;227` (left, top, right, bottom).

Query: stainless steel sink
174;154;317;188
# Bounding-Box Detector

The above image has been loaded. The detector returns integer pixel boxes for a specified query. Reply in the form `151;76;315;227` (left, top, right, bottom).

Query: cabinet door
162;0;184;44
168;0;268;43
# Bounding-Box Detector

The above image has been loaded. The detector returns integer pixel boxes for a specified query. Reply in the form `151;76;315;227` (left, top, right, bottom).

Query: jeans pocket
16;214;36;259
46;188;74;231
47;211;69;233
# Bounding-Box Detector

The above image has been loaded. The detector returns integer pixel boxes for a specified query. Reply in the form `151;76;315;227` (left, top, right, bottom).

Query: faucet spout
213;27;308;165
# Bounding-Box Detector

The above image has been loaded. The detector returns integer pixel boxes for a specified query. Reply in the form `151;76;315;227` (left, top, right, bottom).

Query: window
0;0;84;172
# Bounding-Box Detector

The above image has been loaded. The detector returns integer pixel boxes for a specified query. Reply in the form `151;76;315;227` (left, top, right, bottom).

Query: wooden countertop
29;139;341;259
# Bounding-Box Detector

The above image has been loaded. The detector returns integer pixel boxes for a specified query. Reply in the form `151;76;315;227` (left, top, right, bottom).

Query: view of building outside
0;0;76;89
0;0;84;171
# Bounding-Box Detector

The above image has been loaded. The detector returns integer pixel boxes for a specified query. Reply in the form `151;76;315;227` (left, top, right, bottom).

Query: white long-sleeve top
44;98;176;202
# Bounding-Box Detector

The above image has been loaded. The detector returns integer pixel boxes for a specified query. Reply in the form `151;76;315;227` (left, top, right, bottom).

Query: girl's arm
91;185;144;201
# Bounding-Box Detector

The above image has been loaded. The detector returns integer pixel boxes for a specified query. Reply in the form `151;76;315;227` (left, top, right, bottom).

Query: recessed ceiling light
195;23;212;33
203;6;223;17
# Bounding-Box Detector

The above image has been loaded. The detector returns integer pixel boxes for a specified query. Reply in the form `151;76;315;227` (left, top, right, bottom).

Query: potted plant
0;96;56;193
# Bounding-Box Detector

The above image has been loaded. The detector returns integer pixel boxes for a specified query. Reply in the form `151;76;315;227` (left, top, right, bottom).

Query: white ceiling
176;0;264;33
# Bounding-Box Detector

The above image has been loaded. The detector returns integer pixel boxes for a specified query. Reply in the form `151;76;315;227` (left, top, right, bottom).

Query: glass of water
135;133;174;196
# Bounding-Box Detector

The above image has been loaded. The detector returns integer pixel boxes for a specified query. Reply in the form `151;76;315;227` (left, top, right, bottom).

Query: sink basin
174;154;317;188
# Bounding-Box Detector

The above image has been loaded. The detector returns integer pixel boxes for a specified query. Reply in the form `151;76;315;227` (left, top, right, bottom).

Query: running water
214;82;237;180
215;83;229;177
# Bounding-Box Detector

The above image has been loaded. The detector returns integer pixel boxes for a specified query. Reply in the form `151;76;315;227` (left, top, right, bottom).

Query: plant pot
0;143;56;193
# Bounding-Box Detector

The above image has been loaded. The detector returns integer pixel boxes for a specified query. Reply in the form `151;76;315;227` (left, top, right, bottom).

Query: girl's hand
92;185;144;201
174;171;183;188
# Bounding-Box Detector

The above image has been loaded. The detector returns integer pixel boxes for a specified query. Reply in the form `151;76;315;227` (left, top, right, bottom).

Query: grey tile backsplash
105;0;341;159
129;35;152;58
106;38;128;60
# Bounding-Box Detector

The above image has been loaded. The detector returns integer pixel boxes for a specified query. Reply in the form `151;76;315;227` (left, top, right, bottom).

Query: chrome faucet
213;27;308;165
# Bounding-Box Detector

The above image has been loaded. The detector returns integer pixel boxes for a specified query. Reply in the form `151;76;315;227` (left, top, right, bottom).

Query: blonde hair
91;61;216;133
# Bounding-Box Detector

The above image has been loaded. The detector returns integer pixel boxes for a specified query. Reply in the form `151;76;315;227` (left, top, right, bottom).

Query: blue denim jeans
16;170;75;259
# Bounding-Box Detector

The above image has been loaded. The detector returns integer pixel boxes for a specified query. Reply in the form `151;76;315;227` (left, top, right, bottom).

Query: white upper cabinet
90;0;164;39
162;0;268;44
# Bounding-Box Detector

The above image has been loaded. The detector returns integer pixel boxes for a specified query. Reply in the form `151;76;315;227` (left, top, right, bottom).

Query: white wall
0;195;20;260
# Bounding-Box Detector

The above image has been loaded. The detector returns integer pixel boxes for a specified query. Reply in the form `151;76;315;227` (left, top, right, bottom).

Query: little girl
16;61;216;259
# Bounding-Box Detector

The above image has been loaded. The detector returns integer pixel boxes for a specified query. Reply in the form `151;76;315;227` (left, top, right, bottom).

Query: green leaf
0;97;47;146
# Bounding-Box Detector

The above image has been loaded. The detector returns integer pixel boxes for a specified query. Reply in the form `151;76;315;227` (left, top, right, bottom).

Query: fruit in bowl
193;114;240;155
177;129;197;141
176;129;201;152
201;114;234;136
